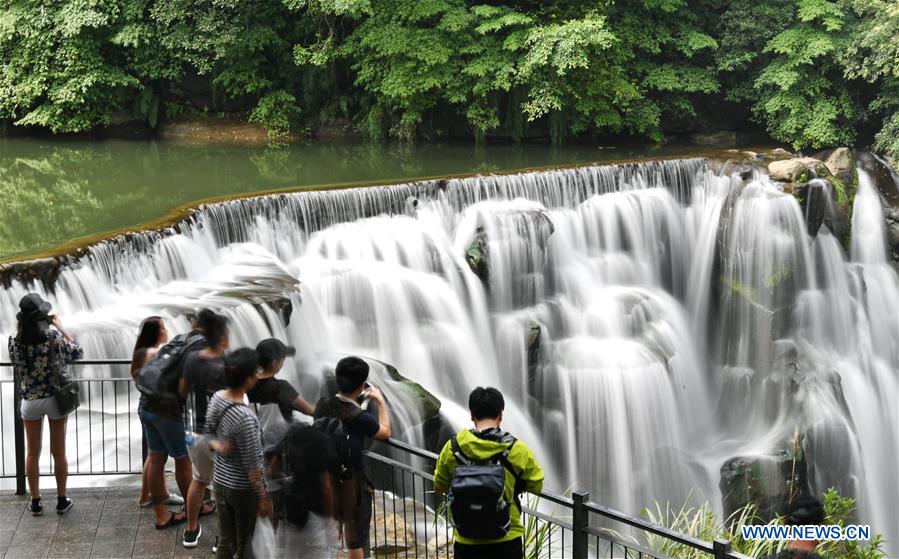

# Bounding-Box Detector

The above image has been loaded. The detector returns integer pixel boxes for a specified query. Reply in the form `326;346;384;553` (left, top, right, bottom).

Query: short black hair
194;308;218;334
224;348;258;389
335;356;369;394
469;387;504;420
205;314;229;348
786;495;825;526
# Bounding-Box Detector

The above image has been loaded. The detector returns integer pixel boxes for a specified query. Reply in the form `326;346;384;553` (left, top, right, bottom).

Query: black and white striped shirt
205;392;266;493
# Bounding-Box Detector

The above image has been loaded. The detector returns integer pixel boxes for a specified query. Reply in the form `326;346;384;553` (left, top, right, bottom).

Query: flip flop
155;511;187;529
199;500;216;517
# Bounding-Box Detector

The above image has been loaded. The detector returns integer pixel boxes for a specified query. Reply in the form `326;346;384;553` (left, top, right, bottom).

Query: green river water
0;138;739;263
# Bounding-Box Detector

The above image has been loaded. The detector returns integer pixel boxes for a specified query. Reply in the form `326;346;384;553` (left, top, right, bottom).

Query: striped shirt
205;393;266;494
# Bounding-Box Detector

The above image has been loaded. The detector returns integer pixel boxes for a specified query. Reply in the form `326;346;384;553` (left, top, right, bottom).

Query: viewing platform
1;485;217;559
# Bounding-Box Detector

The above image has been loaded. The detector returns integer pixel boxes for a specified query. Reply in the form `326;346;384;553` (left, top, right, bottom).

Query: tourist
179;313;229;548
313;356;392;559
277;423;339;559
205;347;272;559
139;308;216;529
131;316;183;510
247;337;315;531
433;387;545;559
762;495;826;559
248;338;315;419
8;293;82;516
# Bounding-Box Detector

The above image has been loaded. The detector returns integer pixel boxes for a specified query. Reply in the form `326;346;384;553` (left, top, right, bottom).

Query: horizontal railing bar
521;504;573;531
363;449;439;481
584;500;729;554
0;359;132;367
0;378;134;383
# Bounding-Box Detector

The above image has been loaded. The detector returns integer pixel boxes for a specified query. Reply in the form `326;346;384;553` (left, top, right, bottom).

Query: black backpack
448;436;523;540
312;411;360;480
135;331;205;397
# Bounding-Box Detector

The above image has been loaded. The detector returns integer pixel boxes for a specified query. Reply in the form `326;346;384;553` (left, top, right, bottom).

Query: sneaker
183;525;202;548
29;498;42;516
165;492;185;506
56;496;74;515
139;492;183;508
212;536;218;554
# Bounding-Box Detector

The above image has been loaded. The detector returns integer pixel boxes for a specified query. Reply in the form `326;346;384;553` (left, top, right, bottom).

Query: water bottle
184;404;195;446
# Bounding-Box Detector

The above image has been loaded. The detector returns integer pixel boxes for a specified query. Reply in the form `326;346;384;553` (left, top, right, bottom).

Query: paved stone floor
0;487;217;559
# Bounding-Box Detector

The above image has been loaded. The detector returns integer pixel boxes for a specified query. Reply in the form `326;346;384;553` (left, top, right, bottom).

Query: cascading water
2;157;897;554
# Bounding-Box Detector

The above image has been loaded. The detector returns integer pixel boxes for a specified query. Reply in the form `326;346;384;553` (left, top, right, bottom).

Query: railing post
713;538;732;559
572;489;589;559
13;372;26;495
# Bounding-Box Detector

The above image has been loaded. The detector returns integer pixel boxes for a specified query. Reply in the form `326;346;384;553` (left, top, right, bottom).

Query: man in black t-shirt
762;495;826;559
313;357;391;559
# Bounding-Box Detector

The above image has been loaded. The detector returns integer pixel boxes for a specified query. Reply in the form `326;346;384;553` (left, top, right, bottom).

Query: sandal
199;500;216;517
155;511;187;529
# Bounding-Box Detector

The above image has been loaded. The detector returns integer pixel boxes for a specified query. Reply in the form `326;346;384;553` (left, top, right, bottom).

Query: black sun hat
256;338;296;367
17;293;52;324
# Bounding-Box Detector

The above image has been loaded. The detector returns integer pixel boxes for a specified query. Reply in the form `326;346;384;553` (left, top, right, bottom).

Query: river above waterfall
1;138;761;263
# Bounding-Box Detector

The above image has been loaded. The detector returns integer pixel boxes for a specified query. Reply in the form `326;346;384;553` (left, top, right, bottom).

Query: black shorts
455;537;523;559
338;475;373;550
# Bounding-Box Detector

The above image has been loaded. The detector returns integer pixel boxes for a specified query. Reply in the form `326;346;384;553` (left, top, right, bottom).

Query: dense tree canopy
0;0;897;158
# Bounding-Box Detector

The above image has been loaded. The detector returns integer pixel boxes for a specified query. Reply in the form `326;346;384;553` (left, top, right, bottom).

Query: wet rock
792;180;832;236
0;257;65;290
768;157;831;183
720;436;809;521
772;148;794;158
526;321;542;385
465;226;489;284
886;208;899;268
370;509;414;555
824;147;857;190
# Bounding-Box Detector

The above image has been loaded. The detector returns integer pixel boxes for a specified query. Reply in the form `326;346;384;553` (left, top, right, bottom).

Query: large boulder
886;207;899;268
768;157;831;183
465;226;489;284
824;148;857;191
720;436;809;521
791;180;833;236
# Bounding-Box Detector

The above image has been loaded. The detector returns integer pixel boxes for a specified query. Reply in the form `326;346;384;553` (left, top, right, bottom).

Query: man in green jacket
434;387;545;559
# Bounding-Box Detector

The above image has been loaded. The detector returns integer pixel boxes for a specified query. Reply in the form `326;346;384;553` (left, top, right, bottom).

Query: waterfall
2;157;897;552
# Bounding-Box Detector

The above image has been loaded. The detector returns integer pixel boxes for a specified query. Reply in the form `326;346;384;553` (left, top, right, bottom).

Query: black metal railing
0;359;749;559
364;438;749;559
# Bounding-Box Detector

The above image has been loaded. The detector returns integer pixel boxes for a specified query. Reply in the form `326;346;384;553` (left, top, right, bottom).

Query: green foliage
752;0;859;149
642;489;885;559
249;90;301;137
818;488;886;559
1;0;898;150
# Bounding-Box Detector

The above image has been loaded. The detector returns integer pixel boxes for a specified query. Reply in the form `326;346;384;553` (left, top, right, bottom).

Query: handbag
49;335;80;415
53;381;81;415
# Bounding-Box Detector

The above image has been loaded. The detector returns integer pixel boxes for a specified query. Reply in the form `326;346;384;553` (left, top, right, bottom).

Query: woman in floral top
8;293;82;517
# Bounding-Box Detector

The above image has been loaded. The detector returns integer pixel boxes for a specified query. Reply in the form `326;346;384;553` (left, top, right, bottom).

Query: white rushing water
1;157;897;552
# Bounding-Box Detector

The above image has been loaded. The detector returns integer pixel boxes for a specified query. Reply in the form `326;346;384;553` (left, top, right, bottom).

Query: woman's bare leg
23;419;43;499
48;417;68;497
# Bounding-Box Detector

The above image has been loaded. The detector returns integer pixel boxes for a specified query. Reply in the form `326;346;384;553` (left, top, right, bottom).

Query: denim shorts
139;408;189;459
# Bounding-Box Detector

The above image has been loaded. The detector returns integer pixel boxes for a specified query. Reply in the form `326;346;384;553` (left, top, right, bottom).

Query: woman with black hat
8;293;83;516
